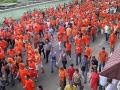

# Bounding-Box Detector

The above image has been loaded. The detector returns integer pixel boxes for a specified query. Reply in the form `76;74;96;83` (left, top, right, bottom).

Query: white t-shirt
104;25;110;34
99;75;107;86
112;79;118;90
117;81;120;90
105;84;114;90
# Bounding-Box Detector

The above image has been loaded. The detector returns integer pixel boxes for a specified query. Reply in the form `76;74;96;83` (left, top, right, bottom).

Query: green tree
0;0;17;3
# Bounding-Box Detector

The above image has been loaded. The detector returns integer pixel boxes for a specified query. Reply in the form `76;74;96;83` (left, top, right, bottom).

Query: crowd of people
0;0;120;90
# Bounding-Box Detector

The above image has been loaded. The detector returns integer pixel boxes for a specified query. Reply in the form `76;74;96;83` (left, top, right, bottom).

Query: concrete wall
0;0;72;24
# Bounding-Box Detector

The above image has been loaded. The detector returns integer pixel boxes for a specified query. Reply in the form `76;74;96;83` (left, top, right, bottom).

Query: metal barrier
0;0;72;24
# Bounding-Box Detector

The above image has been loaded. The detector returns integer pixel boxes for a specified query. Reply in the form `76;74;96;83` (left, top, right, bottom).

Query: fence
0;0;72;24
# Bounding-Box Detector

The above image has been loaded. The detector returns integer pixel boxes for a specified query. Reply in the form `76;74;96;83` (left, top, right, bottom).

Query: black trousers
62;60;67;69
0;86;6;90
39;30;44;38
92;34;96;42
39;49;45;58
45;50;50;63
105;33;109;41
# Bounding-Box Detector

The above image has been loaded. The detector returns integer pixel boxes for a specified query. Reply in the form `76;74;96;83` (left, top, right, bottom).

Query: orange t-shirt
76;46;82;54
85;47;92;57
75;37;83;46
19;68;28;86
25;79;35;90
65;42;71;51
59;69;66;81
109;33;116;45
99;50;108;62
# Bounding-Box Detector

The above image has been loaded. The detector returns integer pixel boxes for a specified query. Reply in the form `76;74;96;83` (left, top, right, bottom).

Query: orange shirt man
75;35;83;46
98;47;108;62
65;41;71;52
24;75;35;90
76;45;82;55
85;45;92;58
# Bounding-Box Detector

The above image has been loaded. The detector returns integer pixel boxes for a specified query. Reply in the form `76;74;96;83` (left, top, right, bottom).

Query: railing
0;0;72;24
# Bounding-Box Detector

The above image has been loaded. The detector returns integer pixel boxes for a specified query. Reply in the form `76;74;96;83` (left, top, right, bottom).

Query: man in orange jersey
24;75;35;90
98;47;108;72
75;45;82;65
65;41;71;60
85;45;92;60
74;34;83;47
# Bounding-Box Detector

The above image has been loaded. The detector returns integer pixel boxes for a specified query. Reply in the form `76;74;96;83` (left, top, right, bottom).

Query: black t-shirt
92;59;98;66
39;41;45;50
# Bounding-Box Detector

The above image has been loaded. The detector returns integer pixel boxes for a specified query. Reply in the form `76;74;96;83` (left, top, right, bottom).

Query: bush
0;0;17;3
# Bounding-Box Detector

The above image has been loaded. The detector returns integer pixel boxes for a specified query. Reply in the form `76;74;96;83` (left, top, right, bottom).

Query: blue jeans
10;73;15;86
51;61;56;72
76;53;81;65
82;71;87;83
99;61;105;72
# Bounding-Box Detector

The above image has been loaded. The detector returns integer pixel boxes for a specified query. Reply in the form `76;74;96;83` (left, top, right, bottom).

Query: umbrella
100;48;120;80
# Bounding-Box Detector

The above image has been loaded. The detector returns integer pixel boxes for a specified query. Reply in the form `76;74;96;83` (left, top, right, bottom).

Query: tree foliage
0;0;17;3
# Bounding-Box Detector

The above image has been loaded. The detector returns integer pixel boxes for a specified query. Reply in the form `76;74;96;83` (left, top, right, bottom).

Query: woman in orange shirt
109;32;117;53
59;67;66;90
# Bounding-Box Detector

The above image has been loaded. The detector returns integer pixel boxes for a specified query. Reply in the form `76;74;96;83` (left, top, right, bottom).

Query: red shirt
65;42;71;51
67;67;75;80
76;46;82;54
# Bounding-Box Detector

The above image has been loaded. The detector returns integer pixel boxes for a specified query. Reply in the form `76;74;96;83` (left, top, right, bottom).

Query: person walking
98;47;108;72
75;45;82;65
104;24;111;41
85;45;92;60
24;75;35;90
90;68;99;90
81;55;89;84
59;67;66;90
91;56;98;70
59;50;67;69
38;40;45;59
99;75;107;90
73;69;84;90
105;79;114;90
65;41;71;60
66;64;75;84
44;39;52;63
49;48;57;73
